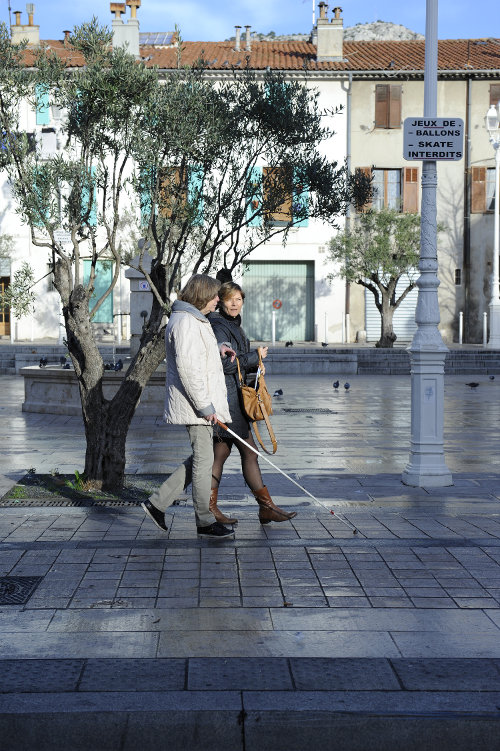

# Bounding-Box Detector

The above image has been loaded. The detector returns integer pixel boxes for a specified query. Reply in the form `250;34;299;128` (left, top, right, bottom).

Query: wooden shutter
263;166;292;224
471;167;486;213
375;84;402;128
403;167;419;213
375;84;389;128
490;84;500;106
355;167;372;212
388;85;402;128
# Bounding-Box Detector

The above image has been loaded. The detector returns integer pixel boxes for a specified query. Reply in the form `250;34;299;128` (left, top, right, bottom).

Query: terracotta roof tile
22;37;500;74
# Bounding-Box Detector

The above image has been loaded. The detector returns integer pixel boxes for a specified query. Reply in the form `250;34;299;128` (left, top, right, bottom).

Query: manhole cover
282;408;337;414
0;577;43;605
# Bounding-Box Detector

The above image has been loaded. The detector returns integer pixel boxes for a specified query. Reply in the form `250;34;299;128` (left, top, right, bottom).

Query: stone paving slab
2;374;500;748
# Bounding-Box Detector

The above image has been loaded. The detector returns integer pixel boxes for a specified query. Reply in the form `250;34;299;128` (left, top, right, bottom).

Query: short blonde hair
178;274;220;311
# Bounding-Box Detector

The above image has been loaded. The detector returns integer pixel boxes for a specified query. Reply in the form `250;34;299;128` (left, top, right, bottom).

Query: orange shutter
375;85;389;128
471;167;486;214
355;167;372;212
403;167;419;213
389;86;402;129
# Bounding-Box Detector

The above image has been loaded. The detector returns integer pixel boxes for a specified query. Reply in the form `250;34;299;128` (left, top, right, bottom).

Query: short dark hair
178;274;220;310
218;281;245;302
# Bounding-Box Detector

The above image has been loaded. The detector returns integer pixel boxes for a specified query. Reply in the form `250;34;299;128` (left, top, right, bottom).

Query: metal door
241;261;314;341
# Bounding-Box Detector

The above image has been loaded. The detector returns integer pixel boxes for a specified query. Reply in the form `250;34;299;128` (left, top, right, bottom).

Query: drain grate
0;577;43;605
281;408;337;414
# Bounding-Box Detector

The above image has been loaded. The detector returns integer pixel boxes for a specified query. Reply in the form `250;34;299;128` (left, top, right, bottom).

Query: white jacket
163;300;231;425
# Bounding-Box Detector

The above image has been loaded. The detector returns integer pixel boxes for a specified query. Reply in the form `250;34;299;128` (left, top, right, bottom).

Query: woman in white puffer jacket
142;274;235;539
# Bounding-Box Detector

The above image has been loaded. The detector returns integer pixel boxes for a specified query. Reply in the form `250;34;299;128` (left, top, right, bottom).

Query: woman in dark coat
208;280;297;525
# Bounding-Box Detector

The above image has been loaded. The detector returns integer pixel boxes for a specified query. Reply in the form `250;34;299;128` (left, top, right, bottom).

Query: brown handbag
236;355;277;454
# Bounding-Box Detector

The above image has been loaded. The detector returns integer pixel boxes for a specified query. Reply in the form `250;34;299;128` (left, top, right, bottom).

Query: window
486;167;497;211
490;84;500;107
375;84;402;129
355;167;418;213
471;166;498;213
247;166;309;227
455;269;462;286
372;168;402;210
140;165;203;226
263;166;292;226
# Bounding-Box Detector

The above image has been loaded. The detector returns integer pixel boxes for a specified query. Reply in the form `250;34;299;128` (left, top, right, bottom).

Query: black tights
211;432;264;492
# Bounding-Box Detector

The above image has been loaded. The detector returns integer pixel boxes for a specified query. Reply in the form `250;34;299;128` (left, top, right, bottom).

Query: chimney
316;3;343;61
234;25;241;52
11;3;40;45
245;25;251;52
63;29;71;45
111;0;140;58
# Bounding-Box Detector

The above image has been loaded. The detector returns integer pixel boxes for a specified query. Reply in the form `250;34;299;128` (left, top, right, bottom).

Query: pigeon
114;359;123;371
285;340;293;347
333;380;339;389
465;382;479;389
490;375;495;381
344;382;351;390
273;388;283;397
321;342;328;347
39;357;48;368
64;363;70;369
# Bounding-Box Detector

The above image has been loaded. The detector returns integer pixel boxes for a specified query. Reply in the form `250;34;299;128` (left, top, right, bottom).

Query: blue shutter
247;166;262;227
83;259;113;323
188;165;204;225
35;84;50;126
293;167;309;227
82;166;97;226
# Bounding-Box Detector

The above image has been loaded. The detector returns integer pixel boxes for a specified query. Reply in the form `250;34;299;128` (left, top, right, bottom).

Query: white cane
216;420;357;534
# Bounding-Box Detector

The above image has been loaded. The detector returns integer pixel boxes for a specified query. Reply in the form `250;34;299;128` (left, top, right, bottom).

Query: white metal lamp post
485;102;500;348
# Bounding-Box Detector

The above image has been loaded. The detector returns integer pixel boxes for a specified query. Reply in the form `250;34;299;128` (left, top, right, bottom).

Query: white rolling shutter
365;274;418;342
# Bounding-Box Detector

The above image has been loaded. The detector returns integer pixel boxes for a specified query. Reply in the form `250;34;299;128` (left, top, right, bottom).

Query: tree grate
0;577;43;605
281;408;337;414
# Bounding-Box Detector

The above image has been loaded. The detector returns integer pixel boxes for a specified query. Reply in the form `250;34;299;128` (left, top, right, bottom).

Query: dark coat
208;311;260;437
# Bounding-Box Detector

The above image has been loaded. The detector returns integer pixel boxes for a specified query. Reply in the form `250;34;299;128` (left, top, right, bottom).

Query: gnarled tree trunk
63;282;166;490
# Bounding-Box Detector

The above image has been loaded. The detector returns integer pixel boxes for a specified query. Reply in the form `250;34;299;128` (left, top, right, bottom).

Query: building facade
1;3;499;344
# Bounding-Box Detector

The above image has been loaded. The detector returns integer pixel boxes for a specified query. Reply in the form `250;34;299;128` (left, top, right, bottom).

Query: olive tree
0;19;365;489
326;208;422;347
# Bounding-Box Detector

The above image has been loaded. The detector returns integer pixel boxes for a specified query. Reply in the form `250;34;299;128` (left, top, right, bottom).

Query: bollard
458;311;463;345
341;312;345;343
324;311;328;344
346;312;350;344
271;310;276;345
483;311;488;346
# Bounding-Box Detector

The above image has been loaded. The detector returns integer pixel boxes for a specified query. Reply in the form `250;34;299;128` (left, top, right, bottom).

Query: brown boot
253;486;297;524
209;487;238;525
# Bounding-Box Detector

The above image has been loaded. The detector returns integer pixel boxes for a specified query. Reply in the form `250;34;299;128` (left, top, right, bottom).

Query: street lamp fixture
484;102;500;348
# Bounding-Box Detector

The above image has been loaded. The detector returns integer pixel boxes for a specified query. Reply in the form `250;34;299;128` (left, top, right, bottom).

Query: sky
2;0;497;42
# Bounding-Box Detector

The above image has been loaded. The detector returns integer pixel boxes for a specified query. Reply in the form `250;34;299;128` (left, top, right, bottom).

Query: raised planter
21;365;167;417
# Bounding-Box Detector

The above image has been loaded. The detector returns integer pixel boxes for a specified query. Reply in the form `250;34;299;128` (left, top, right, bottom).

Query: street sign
139;281;151;291
54;229;72;245
403;117;464;161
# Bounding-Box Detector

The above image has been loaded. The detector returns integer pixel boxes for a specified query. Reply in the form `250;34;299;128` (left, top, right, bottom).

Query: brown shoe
209;487;238;525
252;486;297;524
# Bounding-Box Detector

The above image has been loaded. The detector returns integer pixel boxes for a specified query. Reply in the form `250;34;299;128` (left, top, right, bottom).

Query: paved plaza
1;372;500;749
